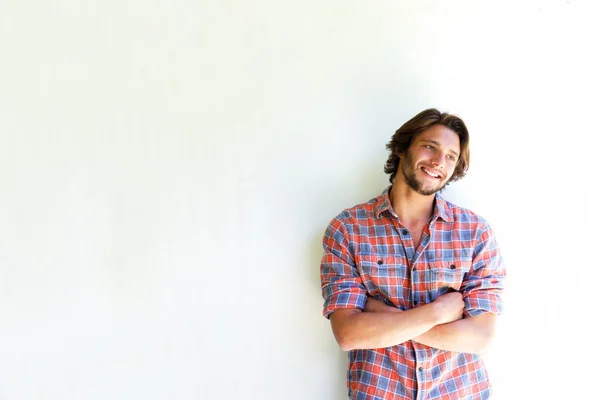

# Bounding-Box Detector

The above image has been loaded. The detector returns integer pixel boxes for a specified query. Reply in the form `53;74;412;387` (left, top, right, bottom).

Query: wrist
426;302;445;325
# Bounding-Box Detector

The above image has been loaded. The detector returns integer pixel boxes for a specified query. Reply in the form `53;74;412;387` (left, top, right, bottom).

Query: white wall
0;1;598;399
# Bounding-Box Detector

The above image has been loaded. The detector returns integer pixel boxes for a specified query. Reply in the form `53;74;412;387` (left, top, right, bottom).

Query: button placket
395;224;414;265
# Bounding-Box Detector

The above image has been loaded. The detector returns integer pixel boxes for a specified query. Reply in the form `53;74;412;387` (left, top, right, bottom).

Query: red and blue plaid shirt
320;186;505;400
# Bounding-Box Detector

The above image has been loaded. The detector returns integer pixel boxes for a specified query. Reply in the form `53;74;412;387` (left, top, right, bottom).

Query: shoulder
323;194;382;239
440;197;494;233
335;195;379;222
328;194;381;226
322;193;385;256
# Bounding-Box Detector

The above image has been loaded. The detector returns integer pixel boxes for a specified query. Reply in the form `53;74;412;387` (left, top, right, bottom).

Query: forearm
412;313;496;354
330;305;441;351
362;297;496;354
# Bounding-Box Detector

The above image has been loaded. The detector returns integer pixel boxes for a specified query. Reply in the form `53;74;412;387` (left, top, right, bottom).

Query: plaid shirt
320;186;505;400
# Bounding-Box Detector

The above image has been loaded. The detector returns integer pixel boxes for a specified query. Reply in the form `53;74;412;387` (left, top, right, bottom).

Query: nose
431;152;444;168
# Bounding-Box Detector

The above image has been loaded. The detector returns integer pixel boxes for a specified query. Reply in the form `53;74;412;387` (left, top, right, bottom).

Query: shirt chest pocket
428;261;470;296
356;254;410;304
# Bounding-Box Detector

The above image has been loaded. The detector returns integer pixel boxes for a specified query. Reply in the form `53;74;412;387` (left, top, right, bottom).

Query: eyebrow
419;139;460;157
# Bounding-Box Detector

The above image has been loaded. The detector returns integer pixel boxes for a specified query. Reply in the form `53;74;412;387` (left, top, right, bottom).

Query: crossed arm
322;217;503;356
329;295;497;355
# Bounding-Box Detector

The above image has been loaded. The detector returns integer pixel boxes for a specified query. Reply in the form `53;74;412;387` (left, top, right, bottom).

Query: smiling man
320;109;505;399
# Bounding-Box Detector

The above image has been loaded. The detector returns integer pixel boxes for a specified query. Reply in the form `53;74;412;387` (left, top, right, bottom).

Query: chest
352;222;473;307
406;223;427;248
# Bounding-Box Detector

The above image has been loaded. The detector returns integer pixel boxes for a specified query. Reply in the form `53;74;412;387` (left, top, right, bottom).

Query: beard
400;152;449;196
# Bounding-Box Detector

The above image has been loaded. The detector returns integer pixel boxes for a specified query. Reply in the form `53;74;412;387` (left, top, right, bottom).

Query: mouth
420;166;442;180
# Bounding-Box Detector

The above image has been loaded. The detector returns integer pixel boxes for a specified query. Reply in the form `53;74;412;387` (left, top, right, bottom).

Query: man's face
399;125;460;196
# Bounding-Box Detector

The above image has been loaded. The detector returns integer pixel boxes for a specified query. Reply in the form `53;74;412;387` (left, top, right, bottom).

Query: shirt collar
374;186;394;219
433;192;454;223
375;186;454;223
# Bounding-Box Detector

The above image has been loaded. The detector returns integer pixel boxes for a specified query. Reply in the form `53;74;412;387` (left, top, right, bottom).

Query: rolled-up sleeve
462;222;506;318
320;216;367;319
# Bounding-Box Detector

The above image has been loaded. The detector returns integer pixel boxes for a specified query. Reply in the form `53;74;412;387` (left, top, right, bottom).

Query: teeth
422;168;439;178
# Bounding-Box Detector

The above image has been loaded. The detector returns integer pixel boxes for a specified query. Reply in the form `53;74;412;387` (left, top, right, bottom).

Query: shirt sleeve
462;221;506;318
320;216;368;319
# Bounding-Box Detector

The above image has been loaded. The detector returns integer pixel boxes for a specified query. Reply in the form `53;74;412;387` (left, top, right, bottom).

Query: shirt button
401;229;408;236
418;367;423;372
377;259;383;265
450;264;456;269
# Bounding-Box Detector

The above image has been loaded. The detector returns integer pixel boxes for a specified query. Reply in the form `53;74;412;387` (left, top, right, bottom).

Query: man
320;108;505;399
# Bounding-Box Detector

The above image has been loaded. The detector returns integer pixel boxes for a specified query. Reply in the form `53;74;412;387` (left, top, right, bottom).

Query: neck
389;180;436;226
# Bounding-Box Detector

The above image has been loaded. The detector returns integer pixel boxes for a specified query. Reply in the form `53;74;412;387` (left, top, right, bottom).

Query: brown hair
384;108;470;184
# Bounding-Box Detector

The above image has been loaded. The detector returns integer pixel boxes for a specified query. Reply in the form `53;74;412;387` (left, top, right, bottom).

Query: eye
447;155;456;162
425;145;435;150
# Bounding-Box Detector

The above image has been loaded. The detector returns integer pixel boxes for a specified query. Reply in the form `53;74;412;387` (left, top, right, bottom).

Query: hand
432;291;465;324
364;296;402;313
